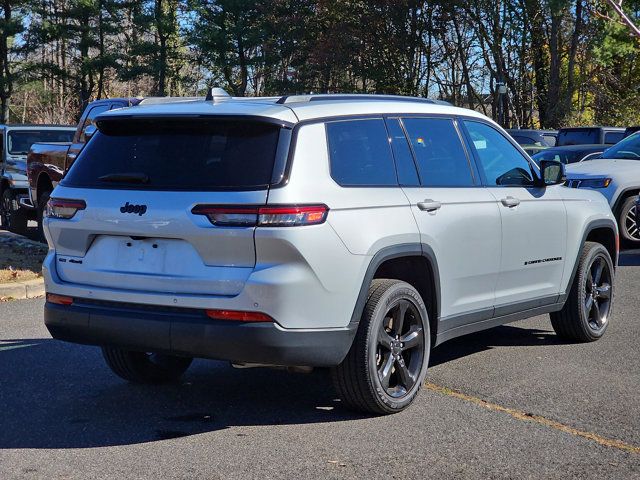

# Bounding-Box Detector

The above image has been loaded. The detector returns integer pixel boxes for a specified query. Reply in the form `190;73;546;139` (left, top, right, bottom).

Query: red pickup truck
27;98;141;240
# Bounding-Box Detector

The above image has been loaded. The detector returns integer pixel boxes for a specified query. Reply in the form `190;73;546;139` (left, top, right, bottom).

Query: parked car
506;129;558;147
624;126;640;138
26;98;142;240
556;126;625;146
43;92;617;415
532;144;606;164
0;125;76;234
566;132;640;244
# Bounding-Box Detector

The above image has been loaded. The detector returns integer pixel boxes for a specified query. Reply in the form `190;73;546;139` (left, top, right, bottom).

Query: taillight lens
192;204;328;227
205;309;273;322
46;198;86;219
46;293;74;305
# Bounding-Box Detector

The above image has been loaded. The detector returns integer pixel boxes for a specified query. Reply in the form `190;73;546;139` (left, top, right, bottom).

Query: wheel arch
36;172;54;202
612;187;639;216
350;244;441;342
562;219;618;303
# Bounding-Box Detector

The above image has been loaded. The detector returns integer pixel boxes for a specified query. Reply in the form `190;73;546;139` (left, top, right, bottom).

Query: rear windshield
8;129;74;155
62;119;283;190
601;132;640;160
557;129;598;146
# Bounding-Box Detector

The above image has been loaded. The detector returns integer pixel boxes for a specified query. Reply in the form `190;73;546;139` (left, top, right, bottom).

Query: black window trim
383;117;420;188
458;117;542;188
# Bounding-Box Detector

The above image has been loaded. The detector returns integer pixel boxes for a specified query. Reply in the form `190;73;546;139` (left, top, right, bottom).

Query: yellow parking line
425;382;640;455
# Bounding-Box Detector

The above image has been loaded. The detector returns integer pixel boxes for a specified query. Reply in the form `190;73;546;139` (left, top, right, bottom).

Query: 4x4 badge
120;202;147;216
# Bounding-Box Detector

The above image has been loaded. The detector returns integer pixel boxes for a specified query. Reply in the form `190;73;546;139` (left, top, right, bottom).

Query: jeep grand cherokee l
43;92;618;414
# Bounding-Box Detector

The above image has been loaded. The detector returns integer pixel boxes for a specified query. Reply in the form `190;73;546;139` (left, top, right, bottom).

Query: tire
331;279;431;415
550;241;614;342
36;191;51;243
102;347;193;384
0;188;28;235
618;195;640;245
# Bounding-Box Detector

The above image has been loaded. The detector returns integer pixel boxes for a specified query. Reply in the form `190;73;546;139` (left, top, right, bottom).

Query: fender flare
348;243;441;328
560;218;618;303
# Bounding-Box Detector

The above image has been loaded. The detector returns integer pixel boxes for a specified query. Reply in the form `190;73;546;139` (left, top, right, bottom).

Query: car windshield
7;129;74;155
601;133;640;160
532;150;578;164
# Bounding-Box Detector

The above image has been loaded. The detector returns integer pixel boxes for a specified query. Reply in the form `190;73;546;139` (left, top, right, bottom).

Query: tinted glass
326;119;397;186
543;134;557;146
63;119;282;190
7;130;75;155
402;118;473;187
512;135;543;146
386;118;419;186
80;105;111;142
557;129;598;146
604;132;624;144
464;121;534;186
601;132;640;160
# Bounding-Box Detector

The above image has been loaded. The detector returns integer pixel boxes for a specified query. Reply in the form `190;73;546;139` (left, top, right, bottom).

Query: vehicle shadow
0;323;563;449
429;325;562;367
0;338;368;449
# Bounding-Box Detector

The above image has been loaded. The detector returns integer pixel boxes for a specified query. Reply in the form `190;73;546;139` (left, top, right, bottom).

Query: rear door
462;119;567;311
49;117;287;296
394;116;502;323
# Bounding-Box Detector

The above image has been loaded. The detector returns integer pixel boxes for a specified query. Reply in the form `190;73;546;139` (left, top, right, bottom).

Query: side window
464;120;534;187
402;117;474;187
80;104;110;143
385;118;419;186
604;132;624;144
326;118;397;186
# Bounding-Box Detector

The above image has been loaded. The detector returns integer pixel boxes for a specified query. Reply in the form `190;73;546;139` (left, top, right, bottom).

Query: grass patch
0;240;48;283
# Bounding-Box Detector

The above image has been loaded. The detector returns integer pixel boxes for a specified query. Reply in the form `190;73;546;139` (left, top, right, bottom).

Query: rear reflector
46;198;86;219
205;309;273;322
192;204;328;227
46;293;74;305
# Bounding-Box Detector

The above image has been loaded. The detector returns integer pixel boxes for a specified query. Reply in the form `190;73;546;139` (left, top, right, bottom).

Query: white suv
43;93;618;414
566;132;640;244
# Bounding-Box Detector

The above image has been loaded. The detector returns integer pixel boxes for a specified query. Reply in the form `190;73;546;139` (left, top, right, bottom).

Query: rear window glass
557;129;598;146
326;118;397;186
604;132;624;144
62;119;283;190
8;129;74;155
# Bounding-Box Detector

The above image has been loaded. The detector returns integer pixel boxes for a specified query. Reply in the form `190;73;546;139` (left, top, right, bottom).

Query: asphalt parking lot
0;252;639;479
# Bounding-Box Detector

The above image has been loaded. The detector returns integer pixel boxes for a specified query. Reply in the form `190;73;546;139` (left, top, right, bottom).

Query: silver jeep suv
43;93;618;414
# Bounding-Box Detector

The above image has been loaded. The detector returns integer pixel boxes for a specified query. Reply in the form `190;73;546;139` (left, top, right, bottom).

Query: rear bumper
44;300;357;367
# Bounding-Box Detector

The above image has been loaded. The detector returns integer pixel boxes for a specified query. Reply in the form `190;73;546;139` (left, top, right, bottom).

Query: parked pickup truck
0;125;76;234
27;98;142;240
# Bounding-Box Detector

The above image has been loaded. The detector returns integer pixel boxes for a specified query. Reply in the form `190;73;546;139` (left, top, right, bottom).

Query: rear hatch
48;116;291;296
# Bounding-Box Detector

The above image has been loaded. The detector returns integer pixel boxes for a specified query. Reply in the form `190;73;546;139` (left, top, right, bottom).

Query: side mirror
84;124;97;141
539;160;566;186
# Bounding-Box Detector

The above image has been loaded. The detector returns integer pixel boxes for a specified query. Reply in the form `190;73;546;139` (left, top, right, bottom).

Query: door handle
417;199;442;212
501;196;520;208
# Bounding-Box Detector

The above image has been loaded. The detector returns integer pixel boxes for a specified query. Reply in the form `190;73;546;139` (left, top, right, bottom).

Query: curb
0;278;45;300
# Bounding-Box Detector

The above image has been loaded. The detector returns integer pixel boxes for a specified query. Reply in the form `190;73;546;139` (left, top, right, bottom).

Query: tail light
46;198;86;219
192;204;328;227
205;309;273;322
46;293;74;305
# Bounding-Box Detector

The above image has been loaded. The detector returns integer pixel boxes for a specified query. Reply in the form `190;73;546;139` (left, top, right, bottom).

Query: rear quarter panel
265;123;420;328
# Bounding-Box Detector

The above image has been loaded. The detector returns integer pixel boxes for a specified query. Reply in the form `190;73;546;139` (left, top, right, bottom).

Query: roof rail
275;94;450;106
138;96;201;105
